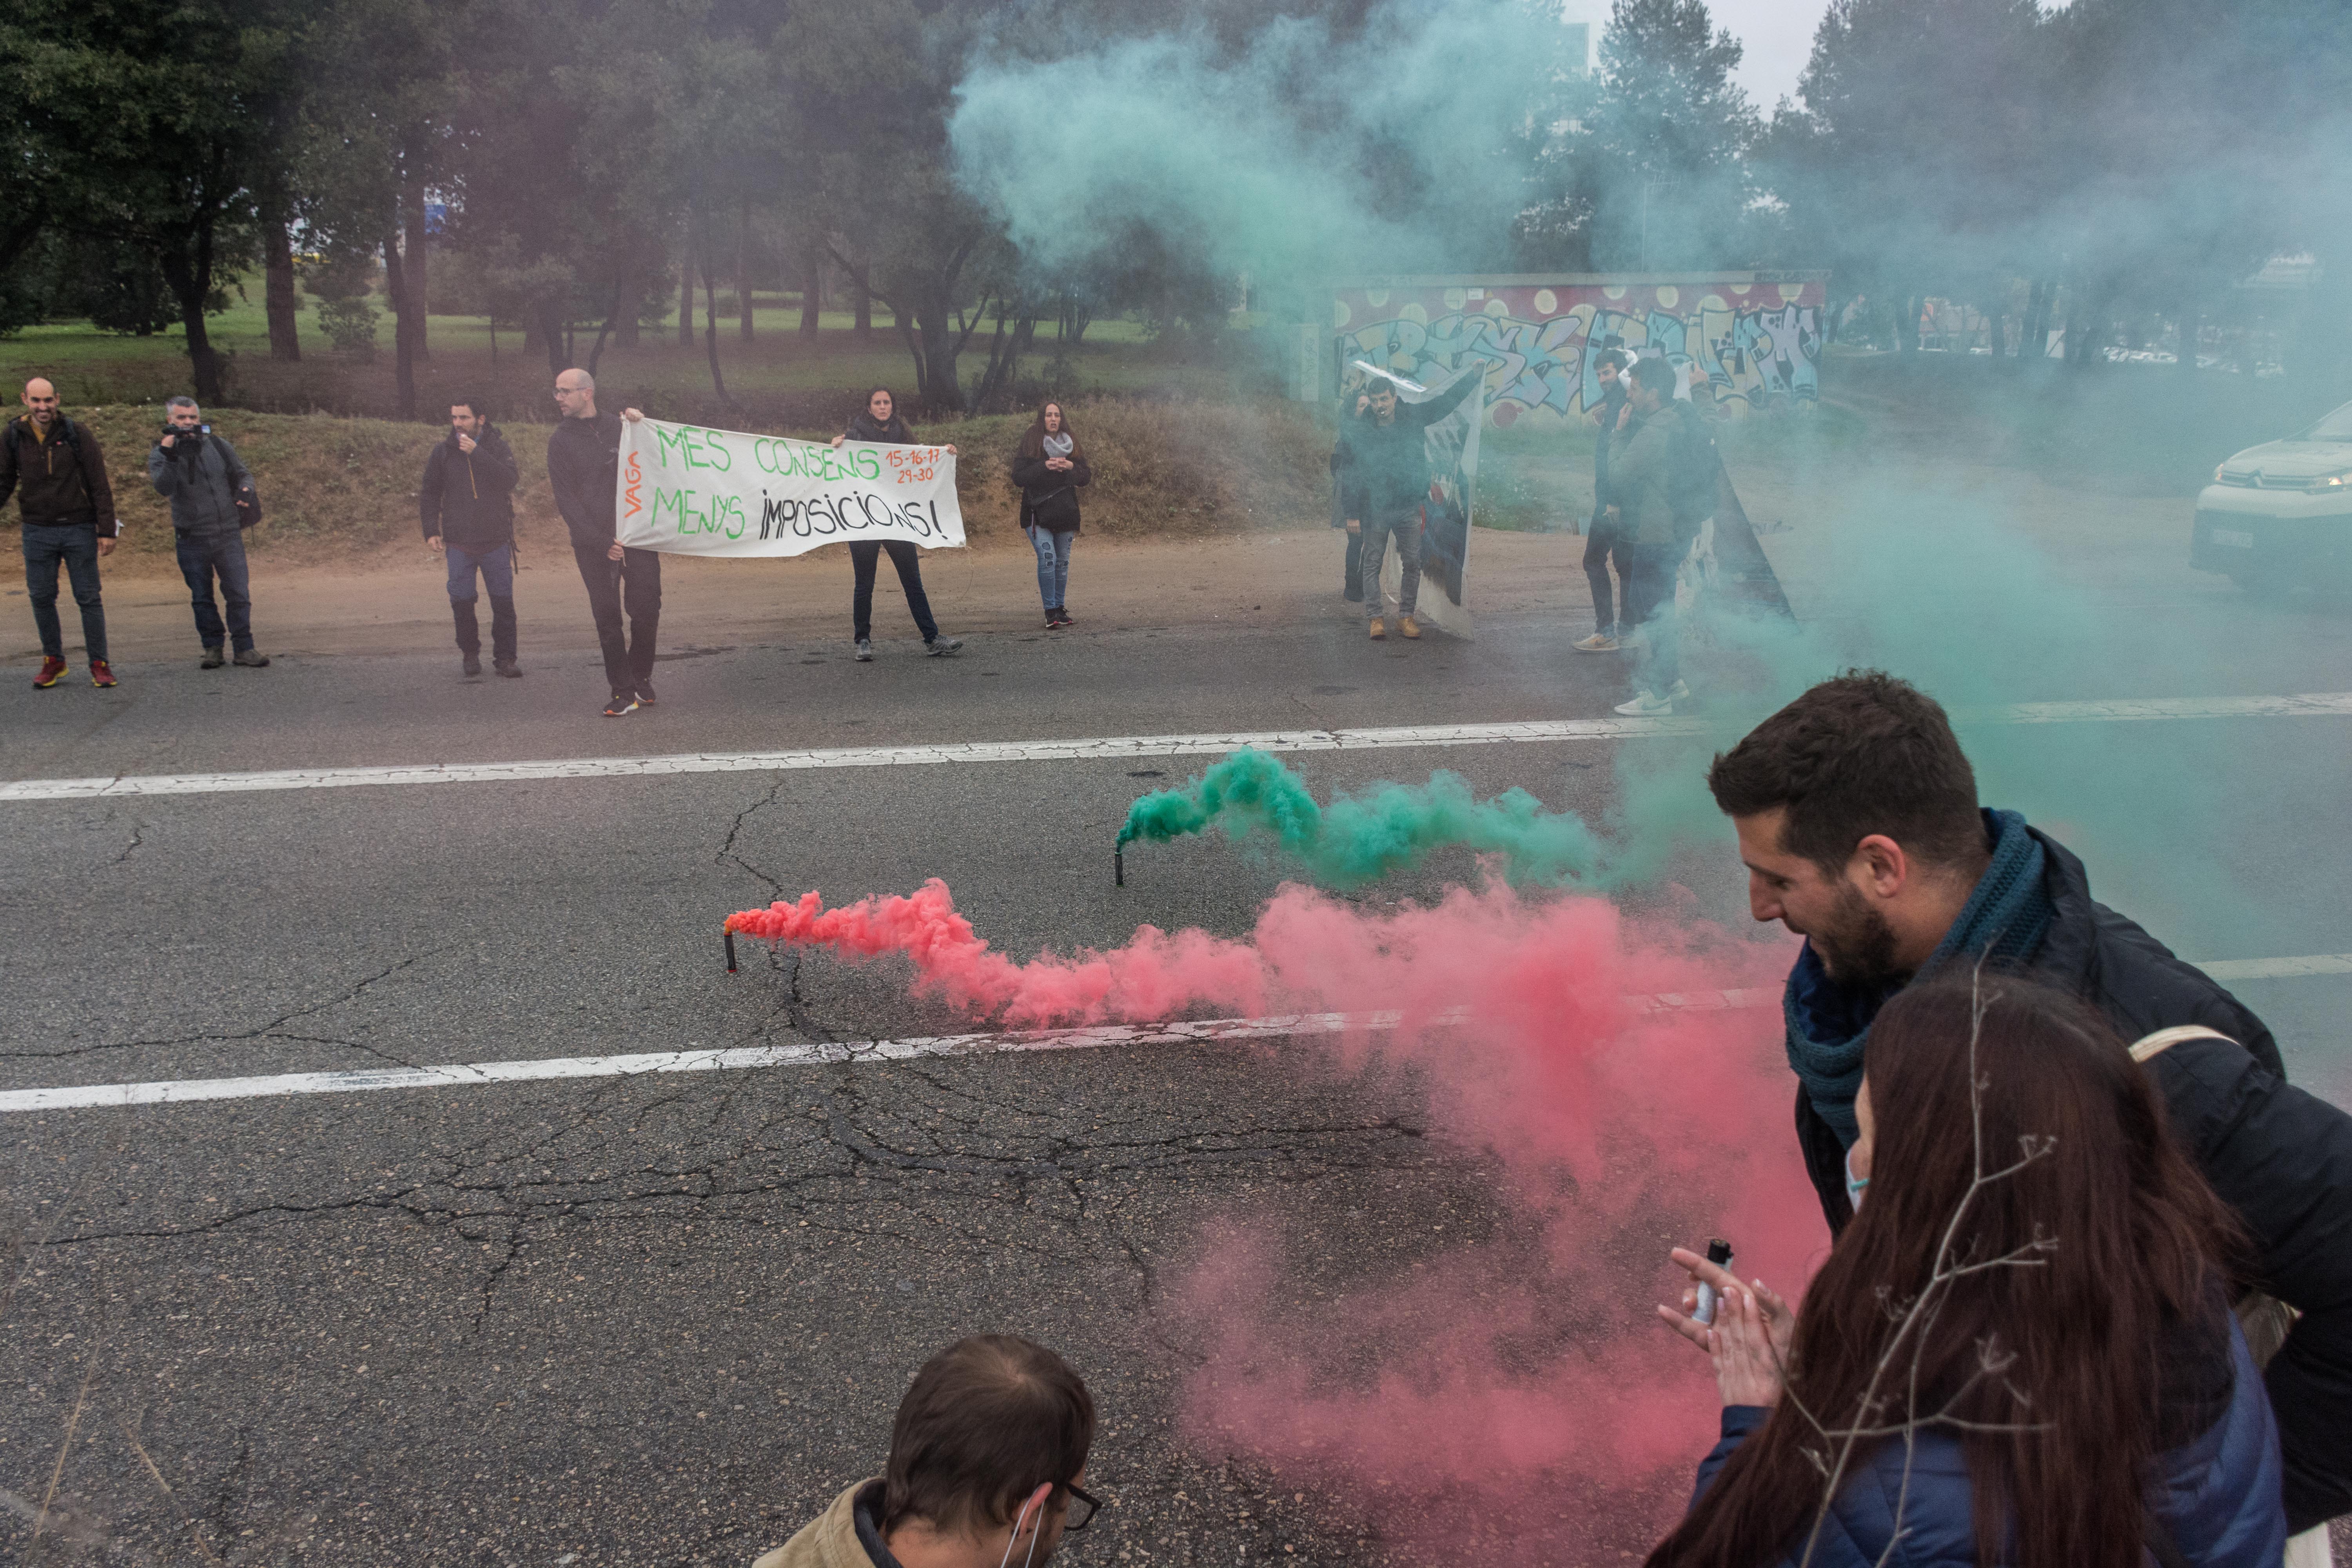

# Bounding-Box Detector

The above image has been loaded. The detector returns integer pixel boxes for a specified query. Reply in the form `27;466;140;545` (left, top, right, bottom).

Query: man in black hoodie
421;397;523;678
545;368;654;717
2;377;121;689
1707;670;2352;1542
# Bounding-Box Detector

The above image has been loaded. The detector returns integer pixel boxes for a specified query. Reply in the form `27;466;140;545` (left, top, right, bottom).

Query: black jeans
176;529;254;652
1622;540;1680;691
1583;515;1623;634
22;523;107;661
850;539;938;642
572;541;661;695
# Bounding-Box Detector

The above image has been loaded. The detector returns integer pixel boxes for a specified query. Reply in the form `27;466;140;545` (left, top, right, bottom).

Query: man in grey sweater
147;396;267;668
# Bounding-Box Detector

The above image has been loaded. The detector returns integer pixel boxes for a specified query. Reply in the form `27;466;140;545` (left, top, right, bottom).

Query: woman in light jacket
1009;401;1090;628
1650;976;2285;1568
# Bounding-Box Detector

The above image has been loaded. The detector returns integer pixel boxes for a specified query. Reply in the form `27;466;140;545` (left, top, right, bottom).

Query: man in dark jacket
147;396;267;668
1707;670;2352;1538
1602;356;1706;715
546;368;655;717
3;377;120;689
421;397;522;678
1338;368;1480;641
1329;385;1370;603
1574;350;1629;652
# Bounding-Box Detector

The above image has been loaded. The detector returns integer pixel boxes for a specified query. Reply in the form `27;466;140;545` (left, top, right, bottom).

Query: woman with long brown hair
829;387;962;661
1651;977;2285;1568
1010;401;1089;628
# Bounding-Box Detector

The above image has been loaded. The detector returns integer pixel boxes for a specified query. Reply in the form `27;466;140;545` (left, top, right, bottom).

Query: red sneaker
89;658;118;688
33;655;67;689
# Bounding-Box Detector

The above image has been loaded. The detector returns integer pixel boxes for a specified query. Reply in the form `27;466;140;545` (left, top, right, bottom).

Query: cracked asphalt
5;562;2351;1564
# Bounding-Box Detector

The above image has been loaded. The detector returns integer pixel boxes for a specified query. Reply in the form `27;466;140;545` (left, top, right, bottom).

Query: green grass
0;293;1263;428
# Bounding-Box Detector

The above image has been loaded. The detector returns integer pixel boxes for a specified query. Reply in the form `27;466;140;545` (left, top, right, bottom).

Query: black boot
489;594;519;667
452;598;482;676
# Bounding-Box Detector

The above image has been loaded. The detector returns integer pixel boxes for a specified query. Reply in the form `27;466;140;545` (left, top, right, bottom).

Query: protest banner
614;417;965;557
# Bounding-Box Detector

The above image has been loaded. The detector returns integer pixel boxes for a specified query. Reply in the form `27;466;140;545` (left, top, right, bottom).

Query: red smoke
731;878;1826;1561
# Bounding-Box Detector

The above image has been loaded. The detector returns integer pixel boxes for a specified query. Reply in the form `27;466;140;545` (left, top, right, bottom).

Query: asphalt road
5;544;2350;1565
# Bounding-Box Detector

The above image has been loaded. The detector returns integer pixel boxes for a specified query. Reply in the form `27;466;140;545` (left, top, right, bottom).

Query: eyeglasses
1062;1483;1102;1532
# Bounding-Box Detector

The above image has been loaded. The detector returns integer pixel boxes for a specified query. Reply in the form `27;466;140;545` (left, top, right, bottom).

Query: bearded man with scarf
1707;670;2352;1546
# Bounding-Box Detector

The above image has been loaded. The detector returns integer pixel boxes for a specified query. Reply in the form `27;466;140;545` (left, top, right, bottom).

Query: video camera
160;421;211;452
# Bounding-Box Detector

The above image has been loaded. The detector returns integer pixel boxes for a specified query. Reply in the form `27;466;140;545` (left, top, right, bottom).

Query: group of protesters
3;378;271;688
750;673;2351;1568
1327;345;1715;715
10;360;2350;1563
7;372;1094;715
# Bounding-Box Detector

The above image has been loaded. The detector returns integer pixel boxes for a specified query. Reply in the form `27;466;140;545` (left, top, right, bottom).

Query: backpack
1666;406;1719;531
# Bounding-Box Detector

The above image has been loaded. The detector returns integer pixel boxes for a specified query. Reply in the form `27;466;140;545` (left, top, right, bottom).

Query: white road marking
13;955;2351;1115
4;692;2348;803
2;992;1786;1115
2198;953;2352;982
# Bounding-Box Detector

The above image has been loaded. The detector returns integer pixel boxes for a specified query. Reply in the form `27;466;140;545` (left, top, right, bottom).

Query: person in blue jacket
1650;977;2285;1568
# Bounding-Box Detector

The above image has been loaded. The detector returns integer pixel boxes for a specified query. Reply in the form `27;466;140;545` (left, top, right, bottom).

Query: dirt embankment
54;397;1340;574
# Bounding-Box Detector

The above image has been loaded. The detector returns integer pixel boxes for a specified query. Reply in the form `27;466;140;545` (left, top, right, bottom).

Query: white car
2192;399;2352;590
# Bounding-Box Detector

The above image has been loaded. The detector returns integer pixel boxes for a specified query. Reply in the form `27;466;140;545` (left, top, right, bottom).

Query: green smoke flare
1115;748;1605;891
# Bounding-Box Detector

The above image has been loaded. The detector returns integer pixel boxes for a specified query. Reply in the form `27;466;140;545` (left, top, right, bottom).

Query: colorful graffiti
1332;275;1827;427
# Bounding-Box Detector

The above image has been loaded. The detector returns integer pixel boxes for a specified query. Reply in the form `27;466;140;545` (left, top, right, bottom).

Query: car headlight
2215;463;2227;482
2318;471;2350;490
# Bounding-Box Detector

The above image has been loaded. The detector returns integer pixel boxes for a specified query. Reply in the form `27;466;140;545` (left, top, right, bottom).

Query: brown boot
1368;618;1386;640
1399;615;1422;639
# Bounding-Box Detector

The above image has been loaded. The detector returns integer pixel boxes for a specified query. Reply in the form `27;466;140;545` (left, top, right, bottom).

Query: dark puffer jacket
1687;1312;2286;1567
0;416;119;533
545;410;624;552
1334;370;1481;526
146;431;253;537
419;423;520;550
1792;823;2352;1531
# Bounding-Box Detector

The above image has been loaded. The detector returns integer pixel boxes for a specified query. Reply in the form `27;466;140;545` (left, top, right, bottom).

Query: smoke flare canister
725;930;738;973
1693;1237;1734;1327
1115;848;1124;886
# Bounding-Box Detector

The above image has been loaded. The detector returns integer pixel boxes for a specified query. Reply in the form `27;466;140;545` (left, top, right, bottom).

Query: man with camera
2;377;121;689
420;396;523;678
147;396;268;668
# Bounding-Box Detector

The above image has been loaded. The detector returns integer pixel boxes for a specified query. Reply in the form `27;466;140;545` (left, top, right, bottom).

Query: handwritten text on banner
615;418;964;557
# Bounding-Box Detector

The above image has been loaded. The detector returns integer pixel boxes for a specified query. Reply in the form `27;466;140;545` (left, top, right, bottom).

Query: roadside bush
316;297;381;358
66;394;1341;568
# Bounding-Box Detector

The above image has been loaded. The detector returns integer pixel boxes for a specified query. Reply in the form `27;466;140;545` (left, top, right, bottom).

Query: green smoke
1116;748;1606;891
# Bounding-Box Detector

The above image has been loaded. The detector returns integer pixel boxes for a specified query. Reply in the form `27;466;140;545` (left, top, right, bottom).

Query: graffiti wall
1332;274;1828;427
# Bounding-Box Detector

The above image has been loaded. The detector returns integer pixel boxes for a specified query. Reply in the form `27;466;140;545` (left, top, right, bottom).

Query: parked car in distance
2192;398;2352;592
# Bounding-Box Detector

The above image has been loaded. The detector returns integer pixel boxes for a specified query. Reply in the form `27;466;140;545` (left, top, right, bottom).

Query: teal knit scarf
1782;809;2054;1147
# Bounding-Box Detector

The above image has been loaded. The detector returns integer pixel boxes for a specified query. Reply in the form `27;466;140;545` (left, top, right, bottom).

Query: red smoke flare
731;878;1825;1561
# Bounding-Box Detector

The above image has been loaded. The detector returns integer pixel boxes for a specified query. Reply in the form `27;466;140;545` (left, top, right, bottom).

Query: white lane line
2198;953;2352;982
15;954;2352;1115
4;692;2348;803
1;991;1786;1115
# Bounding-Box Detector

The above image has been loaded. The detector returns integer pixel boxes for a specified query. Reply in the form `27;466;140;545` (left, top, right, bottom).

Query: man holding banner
609;394;971;664
548;369;659;718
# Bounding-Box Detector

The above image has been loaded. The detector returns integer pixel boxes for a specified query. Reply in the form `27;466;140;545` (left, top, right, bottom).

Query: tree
777;0;1010;412
440;0;681;384
1568;0;1762;271
0;0;301;401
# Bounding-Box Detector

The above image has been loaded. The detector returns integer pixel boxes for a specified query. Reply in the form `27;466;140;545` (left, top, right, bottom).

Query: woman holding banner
830;388;962;661
1010;402;1089;628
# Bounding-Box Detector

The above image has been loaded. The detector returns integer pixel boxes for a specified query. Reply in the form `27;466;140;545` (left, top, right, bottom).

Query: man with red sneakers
2;377;121;689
